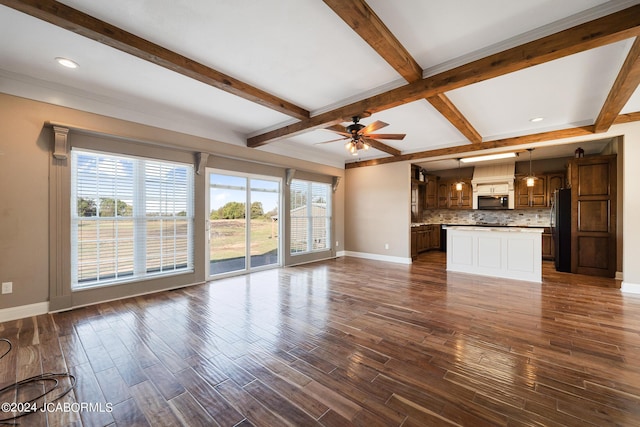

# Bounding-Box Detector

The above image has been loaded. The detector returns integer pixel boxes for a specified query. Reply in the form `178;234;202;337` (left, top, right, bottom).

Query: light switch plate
1;282;12;294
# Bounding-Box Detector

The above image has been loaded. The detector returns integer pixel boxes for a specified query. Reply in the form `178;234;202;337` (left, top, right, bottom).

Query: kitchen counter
446;225;542;283
444;225;544;232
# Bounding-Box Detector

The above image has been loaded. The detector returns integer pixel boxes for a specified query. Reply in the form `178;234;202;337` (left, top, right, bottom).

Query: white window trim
290;179;332;256
70;148;195;290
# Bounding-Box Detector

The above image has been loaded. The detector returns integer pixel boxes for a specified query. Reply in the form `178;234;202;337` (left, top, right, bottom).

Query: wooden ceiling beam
249;4;640;147
426;94;483;143
322;0;482;145
0;0;310;120
322;0;422;82
593;38;640;133
614;111;640;124
345;126;597;169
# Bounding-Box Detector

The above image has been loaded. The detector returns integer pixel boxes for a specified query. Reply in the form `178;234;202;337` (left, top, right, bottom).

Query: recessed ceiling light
530;117;544;123
55;57;79;69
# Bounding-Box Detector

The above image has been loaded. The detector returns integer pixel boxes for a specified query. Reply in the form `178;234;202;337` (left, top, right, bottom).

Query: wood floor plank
215;379;288;427
70;362;115;427
110;397;150;427
129;380;182;427
94;366;131;406
174;367;245;426
168;391;216;427
2;252;640;426
142;363;185;401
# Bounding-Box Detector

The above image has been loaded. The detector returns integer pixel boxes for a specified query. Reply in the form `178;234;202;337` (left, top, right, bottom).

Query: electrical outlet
2;282;12;294
384;243;389;250
335;241;339;247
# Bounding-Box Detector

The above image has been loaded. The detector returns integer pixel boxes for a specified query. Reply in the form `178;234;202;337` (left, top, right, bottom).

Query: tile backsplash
420;208;552;227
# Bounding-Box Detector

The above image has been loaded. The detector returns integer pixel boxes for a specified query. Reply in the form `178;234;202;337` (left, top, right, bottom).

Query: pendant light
455;159;464;191
524;148;537;187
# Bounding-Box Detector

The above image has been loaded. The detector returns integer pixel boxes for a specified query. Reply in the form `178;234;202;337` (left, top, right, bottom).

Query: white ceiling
1;0;639;169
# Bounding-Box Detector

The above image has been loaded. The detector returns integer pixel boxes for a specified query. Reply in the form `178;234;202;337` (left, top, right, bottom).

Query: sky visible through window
209;173;279;214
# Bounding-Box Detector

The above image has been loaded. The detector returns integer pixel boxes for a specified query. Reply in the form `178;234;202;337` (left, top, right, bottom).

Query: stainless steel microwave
477;195;509;210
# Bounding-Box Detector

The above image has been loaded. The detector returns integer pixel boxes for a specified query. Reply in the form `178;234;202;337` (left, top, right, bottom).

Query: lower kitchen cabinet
411;225;440;259
541;228;554;261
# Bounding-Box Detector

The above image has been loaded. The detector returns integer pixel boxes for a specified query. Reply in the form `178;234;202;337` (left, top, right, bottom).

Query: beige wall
0;93;345;311
345;162;411;259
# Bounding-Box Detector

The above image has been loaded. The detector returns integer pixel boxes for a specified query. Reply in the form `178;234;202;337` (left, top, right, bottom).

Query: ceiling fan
316;116;406;156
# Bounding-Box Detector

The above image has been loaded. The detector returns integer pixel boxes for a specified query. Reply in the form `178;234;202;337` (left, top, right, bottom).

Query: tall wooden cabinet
569;155;617;278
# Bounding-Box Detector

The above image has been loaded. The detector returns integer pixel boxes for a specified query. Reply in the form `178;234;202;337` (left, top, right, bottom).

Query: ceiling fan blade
360;120;389;134
314;136;349;145
324;125;350;136
362;138;401;156
364;133;406;140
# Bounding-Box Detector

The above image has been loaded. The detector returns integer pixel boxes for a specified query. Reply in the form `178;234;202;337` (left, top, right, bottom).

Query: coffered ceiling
1;0;639;169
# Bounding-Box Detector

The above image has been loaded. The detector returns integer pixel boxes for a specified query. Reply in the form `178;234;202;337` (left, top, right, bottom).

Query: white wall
620;122;640;290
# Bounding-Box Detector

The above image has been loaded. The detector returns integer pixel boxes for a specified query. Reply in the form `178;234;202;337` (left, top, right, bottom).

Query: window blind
290;180;331;254
71;149;194;289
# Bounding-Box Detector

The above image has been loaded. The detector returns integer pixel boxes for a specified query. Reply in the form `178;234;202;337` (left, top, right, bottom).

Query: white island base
445;226;543;283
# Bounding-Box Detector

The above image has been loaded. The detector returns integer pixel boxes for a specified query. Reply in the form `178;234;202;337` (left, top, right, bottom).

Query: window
71;149;194;289
290;180;331;254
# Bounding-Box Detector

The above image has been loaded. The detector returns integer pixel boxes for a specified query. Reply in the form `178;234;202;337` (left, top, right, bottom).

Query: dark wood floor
1;251;639;426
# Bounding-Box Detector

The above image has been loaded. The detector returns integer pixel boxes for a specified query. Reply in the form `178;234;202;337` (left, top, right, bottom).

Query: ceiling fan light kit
315;116;405;155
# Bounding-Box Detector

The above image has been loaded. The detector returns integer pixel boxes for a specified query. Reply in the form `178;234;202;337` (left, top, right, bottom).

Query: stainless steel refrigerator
551;188;571;272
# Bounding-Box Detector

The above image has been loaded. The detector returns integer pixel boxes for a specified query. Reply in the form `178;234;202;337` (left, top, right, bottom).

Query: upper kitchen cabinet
411;165;438;221
515;172;565;208
438;178;472;209
547;173;566;206
515;174;547;208
425;175;438;209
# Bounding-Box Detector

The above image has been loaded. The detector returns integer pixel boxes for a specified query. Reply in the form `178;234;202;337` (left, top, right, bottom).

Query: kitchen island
445;225;543;283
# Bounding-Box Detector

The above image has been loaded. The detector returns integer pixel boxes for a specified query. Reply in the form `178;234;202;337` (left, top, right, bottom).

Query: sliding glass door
207;170;280;277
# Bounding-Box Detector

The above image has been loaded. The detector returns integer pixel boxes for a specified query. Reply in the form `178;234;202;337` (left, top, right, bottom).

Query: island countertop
443;225;544;233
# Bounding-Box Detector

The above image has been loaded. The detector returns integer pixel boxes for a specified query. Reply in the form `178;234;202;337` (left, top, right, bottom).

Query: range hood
471;163;516;209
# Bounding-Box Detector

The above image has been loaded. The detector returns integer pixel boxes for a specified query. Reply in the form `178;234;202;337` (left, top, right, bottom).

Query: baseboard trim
0;302;50;323
621;281;640;294
343;251;412;265
616;271;624;281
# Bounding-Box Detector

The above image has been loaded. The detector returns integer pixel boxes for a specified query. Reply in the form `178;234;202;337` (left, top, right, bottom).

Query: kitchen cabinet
541;227;554;260
515;172;565;208
547;173;565;206
411;224;440;259
429;225;440;249
411;167;438;220
425;175;438;209
437;179;472;209
515;175;547;208
411;183;422;222
476;183;510;195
